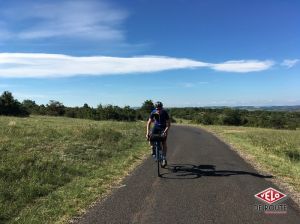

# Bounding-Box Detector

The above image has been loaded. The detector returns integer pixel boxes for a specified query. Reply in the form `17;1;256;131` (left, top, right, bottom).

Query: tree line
1;91;299;129
169;107;300;130
0;91;153;121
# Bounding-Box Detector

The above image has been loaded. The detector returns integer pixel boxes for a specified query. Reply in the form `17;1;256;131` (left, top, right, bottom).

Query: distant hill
132;105;300;112
179;105;300;112
232;106;300;112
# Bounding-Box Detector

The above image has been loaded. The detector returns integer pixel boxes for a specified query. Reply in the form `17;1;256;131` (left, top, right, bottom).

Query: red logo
255;188;287;204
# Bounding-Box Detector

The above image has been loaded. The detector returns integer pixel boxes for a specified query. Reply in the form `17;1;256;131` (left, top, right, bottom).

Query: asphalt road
75;125;300;224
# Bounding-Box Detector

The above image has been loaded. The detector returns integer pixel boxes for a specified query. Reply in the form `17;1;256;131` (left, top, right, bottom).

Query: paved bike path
75;125;300;224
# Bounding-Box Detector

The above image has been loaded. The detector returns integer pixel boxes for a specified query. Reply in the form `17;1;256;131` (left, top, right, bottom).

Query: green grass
0;116;148;223
199;125;300;193
173;117;193;125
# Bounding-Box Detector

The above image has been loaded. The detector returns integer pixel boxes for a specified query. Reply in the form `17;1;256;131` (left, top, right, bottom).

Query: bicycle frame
151;134;165;177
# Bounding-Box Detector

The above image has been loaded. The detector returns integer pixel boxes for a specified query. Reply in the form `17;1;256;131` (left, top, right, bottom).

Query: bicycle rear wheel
156;146;162;177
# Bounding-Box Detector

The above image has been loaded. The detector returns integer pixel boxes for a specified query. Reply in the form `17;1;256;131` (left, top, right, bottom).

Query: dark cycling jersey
149;109;170;129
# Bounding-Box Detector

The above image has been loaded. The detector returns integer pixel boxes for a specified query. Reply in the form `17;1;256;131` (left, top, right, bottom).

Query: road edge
69;150;150;223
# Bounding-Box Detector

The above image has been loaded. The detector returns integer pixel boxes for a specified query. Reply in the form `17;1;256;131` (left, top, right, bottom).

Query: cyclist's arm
146;118;152;137
164;119;170;134
163;111;171;134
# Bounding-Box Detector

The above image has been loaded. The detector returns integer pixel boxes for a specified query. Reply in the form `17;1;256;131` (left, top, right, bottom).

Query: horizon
3;89;300;109
0;0;299;107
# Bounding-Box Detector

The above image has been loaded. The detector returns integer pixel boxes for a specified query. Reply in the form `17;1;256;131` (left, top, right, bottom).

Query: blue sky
0;0;299;107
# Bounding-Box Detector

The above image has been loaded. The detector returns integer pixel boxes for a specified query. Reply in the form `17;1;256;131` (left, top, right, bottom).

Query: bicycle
149;133;166;177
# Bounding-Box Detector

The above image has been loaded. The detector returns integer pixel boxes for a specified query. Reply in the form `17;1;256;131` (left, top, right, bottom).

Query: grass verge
0;116;148;224
198;125;300;205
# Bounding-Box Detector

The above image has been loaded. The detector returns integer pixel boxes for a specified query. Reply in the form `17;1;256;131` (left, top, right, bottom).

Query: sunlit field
0;116;148;223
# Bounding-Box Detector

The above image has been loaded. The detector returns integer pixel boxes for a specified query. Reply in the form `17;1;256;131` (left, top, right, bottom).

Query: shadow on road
160;164;273;179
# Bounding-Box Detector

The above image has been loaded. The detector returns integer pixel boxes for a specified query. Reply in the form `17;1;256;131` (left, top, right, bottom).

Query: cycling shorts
151;126;167;142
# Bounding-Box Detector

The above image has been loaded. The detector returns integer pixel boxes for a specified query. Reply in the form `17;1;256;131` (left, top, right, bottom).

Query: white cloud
0;0;127;41
0;53;274;78
179;81;208;88
211;60;274;73
281;59;299;68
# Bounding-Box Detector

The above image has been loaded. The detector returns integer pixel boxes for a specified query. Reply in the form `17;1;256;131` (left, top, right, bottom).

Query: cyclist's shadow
160;164;273;179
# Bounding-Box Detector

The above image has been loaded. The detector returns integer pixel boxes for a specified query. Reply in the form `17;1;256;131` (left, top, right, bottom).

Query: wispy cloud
0;0;127;41
281;59;299;68
0;53;274;78
180;81;208;88
211;60;274;73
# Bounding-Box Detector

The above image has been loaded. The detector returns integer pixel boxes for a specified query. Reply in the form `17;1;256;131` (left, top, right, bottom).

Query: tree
0;91;29;116
221;109;243;126
46;100;65;116
139;100;154;120
83;103;90;109
141;100;154;113
22;99;39;114
202;113;214;125
269;114;285;129
38;104;47;115
122;105;136;121
64;107;77;118
78;103;93;119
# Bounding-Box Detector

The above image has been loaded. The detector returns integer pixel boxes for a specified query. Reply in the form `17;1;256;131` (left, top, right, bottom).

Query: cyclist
146;101;170;167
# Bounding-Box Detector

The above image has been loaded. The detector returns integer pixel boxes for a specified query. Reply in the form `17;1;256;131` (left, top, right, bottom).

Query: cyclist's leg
149;126;156;145
162;139;167;157
161;138;167;167
162;130;168;159
150;126;159;155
